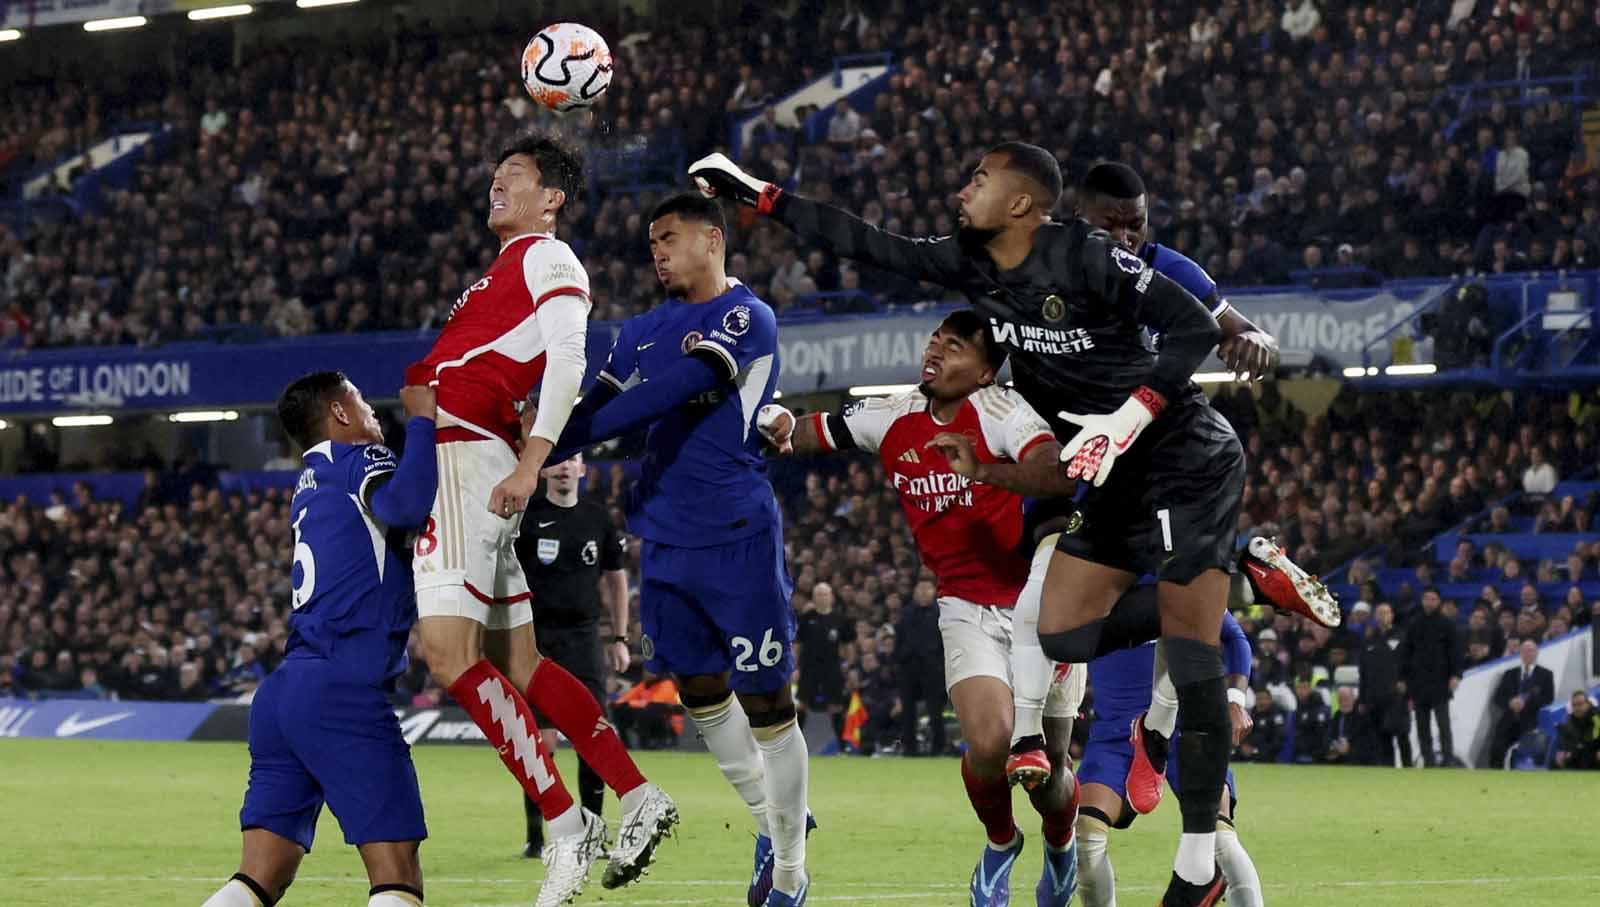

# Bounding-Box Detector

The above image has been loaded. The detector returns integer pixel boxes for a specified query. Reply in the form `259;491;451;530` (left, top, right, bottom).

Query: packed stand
3;1;1599;350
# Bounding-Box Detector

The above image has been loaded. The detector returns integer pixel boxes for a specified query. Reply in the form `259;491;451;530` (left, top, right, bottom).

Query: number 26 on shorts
731;629;784;672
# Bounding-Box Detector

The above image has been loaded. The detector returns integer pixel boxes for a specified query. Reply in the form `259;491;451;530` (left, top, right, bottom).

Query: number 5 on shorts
732;629;784;672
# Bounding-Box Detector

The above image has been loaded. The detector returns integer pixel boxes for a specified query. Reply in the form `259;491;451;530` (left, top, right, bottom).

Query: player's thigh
1037;547;1137;635
240;672;324;855
639;540;732;680
691;529;797;697
357;840;423;894
949;674;1014;765
1077;735;1136;827
416;615;485;684
1157;570;1231;646
1141;405;1245;585
1076;782;1128;830
414;441;519;637
290;681;428;849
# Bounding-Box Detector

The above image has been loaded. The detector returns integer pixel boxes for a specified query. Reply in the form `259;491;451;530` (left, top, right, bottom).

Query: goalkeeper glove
688;153;783;214
1058;386;1166;487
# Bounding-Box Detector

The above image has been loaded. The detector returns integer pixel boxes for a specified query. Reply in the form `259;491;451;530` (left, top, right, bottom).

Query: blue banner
0;328;620;416
0;699;218;741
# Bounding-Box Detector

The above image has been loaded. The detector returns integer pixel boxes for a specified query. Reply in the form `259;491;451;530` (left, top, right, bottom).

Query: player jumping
759;310;1085;907
1076;614;1265;907
546;193;811;906
203;373;438;907
406;135;675;907
693;144;1252;905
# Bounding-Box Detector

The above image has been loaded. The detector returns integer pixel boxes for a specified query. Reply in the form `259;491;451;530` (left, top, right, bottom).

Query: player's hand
757;403;795;454
926;432;981;480
1218;330;1279;381
1510;695;1524;713
689;152;779;211
399;384;437;422
488;466;540;519
1057;387;1165;487
606;640;631;674
1448;676;1460;693
1229;700;1253;746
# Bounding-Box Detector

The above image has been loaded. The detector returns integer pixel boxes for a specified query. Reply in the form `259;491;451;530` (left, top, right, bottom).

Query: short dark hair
1081;162;1147;200
938;309;1007;372
988;141;1063;211
277;371;349;450
497;134;584;211
649;192;727;235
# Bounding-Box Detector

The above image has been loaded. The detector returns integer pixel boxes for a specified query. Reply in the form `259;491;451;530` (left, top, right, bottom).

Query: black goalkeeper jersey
771;195;1222;437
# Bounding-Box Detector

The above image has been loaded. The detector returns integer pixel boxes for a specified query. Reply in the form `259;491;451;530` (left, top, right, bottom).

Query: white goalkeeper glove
1058;386;1167;487
689;153;783;213
756;403;795;454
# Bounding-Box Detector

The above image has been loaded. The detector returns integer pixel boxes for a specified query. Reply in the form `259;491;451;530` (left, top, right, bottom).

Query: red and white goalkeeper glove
689;153;783;213
1058;386;1166;487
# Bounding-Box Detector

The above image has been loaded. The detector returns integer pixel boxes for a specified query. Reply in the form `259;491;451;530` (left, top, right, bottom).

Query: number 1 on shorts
1157;507;1173;552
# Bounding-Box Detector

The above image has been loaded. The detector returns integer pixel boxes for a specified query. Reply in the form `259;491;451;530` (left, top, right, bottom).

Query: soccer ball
521;22;613;114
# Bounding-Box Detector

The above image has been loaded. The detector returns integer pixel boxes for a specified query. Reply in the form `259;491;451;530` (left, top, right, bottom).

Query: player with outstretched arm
202;373;437;907
693;144;1247;905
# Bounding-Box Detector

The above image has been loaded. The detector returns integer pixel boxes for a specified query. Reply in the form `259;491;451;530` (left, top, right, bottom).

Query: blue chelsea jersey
597;281;783;548
286;440;419;685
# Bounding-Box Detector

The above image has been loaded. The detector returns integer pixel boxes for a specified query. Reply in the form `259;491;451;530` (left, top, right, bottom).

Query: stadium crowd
2;0;1599;349
3;386;1597;769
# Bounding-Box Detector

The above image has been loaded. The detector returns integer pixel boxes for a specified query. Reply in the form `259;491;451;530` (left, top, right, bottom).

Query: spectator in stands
1488;639;1556;768
1251;628;1290;690
1553;691;1600;770
1401;587;1463;767
1324;687;1378;765
893;579;945;756
175;661;210;702
1522;445;1559;495
1238;689;1287;764
1292;677;1332;763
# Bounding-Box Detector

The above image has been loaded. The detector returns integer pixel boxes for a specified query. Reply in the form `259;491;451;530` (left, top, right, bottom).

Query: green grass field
1;740;1594;906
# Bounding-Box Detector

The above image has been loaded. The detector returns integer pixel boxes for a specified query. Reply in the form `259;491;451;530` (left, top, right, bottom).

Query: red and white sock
525;658;647;800
448;659;574;821
961;753;1016;848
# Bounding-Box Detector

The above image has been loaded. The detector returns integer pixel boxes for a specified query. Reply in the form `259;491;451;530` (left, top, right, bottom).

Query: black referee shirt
514;497;627;628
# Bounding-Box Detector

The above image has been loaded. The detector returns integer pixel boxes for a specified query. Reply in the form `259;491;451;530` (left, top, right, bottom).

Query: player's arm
599;519;631;672
689;153;967;286
761;393;899;458
557;353;722;451
361;385;439;529
1157;245;1277;381
925;432;1074;498
1221;611;1255;745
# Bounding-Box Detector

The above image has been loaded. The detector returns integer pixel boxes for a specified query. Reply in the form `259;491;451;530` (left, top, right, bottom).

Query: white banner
2;0;145;29
1227;282;1452;369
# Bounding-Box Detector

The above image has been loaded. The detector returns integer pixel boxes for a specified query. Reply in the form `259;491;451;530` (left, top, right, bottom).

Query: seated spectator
1488;640;1556;768
1292;676;1332;763
1553;692;1600;770
1522;446;1559;495
1323;687;1379;765
1238;689;1288;764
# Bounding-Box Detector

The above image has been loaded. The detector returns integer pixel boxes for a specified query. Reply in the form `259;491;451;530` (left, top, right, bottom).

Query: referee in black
513;452;632;858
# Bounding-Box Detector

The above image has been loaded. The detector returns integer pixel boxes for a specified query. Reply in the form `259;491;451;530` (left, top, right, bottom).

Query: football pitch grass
1;740;1594;906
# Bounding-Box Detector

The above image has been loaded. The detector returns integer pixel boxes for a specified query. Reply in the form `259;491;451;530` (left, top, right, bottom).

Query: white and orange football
521;22;614;114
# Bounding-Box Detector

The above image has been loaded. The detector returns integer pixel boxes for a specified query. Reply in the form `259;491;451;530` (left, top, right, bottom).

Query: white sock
1075;820;1116;907
368;891;423;907
202;880;261;907
619;781;654;817
1010;537;1053;744
757;722;810;895
1145;641;1179;739
547;802;584;839
1215;827;1263;907
689;696;770;836
1175;832;1217;885
1231;571;1256;607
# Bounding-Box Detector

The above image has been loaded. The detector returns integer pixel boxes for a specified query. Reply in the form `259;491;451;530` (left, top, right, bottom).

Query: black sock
525;793;543;847
1174;675;1229;835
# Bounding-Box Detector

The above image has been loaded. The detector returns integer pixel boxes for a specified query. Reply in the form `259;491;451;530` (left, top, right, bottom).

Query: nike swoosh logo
1247;563;1270;580
976;849;1019;897
56;711;135;737
537;521;556;528
638;341;656;350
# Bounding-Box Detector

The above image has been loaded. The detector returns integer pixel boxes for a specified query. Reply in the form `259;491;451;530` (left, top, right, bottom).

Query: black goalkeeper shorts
1055;400;1244;584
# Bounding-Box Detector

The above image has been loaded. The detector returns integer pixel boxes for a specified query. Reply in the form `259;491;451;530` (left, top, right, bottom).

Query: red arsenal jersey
412;233;590;447
819;386;1054;607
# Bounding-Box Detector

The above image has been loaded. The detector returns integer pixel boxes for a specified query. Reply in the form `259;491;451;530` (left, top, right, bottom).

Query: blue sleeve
1152;245;1221;311
689;294;778;380
1221;612;1253;678
364;417;438;529
554;355;722;458
595;318;639;393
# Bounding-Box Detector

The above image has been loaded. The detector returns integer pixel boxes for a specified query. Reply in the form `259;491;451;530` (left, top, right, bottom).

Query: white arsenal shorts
412;438;533;630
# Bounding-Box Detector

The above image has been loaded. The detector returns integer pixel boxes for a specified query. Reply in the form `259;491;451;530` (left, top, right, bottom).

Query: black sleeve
771;192;968;287
600;514;627;572
823;411;859;451
1081;232;1222;402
